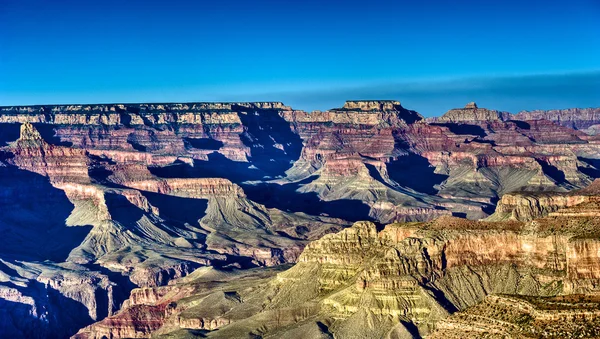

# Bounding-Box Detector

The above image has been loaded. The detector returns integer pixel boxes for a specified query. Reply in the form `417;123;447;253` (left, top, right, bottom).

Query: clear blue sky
1;0;599;115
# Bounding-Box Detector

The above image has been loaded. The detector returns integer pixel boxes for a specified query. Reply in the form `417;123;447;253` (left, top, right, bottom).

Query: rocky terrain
0;100;600;338
430;294;600;338
74;197;600;338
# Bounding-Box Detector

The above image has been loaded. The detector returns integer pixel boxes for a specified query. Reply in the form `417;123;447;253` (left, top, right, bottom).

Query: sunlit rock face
1;100;600;337
489;179;600;221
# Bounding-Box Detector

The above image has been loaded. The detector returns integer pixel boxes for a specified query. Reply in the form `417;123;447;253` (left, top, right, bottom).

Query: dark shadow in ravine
104;192;145;226
386;153;448;195
126;133;148;152
142;191;208;226
0;123;20;145
507;120;531;130
32;123;73;146
536;159;567;185
184;137;224;150
149;156;373;221
241;177;374;222
0;279;93;339
579;158;600;178
87;154;118;186
430;123;487;137
82;263;138;320
0;165;92;262
149;152;268;182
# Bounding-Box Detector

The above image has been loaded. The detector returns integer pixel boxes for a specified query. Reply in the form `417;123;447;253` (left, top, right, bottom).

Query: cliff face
1;100;600;337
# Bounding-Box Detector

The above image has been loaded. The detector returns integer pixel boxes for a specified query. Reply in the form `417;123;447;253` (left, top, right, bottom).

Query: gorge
1;100;600;338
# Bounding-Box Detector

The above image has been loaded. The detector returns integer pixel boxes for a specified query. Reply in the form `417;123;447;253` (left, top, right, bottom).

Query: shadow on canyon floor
0;123;20;146
184;137;224;151
150;159;374;222
431;123;487;138
33;123;73;147
0;280;94;339
142;191;209;226
536;159;568;185
149;153;270;182
579;158;600;178
386;154;448;195
234;105;303;176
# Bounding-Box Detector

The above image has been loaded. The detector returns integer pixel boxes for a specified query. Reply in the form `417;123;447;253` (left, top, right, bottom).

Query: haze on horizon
1;0;599;116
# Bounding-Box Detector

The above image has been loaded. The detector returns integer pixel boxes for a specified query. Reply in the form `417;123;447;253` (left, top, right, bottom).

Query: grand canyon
0;100;600;338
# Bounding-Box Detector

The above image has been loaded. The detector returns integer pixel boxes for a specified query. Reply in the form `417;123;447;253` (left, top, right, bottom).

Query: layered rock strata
1;100;600;337
76;198;600;338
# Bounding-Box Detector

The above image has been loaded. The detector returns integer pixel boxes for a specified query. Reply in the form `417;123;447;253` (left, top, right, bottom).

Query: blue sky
1;0;599;115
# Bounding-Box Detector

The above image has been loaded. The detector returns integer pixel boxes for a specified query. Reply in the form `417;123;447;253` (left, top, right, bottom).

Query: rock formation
432;102;511;122
0;100;599;337
75;195;600;338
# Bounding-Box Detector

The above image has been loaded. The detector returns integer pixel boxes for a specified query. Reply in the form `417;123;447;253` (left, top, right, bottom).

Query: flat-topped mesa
301;100;424;126
437;102;511;122
340;100;402;111
0;102;292;126
0;102;290;115
464;101;478;109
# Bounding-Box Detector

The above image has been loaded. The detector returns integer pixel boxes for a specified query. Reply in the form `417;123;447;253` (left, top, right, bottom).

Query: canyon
1;100;600;338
